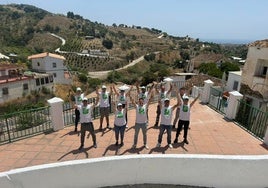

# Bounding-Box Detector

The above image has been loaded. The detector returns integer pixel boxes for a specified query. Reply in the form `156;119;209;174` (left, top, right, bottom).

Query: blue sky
2;0;268;43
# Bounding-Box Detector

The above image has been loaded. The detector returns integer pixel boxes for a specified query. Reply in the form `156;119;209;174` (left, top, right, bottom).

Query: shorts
100;107;109;117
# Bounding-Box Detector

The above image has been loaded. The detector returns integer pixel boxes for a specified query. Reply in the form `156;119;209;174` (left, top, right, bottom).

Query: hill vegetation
0;4;248;104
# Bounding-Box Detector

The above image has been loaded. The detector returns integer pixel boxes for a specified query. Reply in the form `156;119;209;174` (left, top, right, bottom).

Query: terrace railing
0;106;51;144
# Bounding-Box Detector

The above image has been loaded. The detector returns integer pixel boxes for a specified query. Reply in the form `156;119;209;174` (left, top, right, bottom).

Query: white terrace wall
0;154;268;188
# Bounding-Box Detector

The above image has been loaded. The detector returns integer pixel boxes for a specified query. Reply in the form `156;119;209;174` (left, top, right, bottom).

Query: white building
28;52;72;84
226;71;242;92
0;64;54;104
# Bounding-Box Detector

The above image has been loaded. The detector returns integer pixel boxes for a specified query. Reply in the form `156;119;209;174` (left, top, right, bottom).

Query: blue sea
201;38;254;45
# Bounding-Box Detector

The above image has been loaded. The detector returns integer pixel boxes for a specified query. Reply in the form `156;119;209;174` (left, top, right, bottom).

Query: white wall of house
0;76;54;104
226;71;242;91
242;46;268;98
31;56;71;84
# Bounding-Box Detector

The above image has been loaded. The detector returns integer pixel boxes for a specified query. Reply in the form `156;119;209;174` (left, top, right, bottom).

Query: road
88;55;145;78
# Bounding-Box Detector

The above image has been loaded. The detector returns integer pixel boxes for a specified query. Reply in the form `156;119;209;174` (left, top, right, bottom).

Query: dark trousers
114;125;126;142
75;108;80;128
155;104;161;126
158;124;172;144
80;122;96;145
176;120;190;139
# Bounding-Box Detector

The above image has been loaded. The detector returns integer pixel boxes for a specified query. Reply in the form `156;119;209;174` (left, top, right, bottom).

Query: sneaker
173;138;178;144
115;141;118;146
183;139;189;144
126;125;128;128
93;143;97;148
156;143;161;147
154;124;158;127
120;142;124;147
172;125;175;129
107;125;112;130
78;144;84;150
74;127;77;132
132;144;136;149
168;144;173;148
144;145;149;150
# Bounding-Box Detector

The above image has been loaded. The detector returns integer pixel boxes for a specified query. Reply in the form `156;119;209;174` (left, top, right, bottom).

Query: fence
235;99;268;139
208;86;227;114
0;106;51;144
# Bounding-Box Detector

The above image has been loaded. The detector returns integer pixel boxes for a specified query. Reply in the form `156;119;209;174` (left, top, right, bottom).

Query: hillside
0;4;247;78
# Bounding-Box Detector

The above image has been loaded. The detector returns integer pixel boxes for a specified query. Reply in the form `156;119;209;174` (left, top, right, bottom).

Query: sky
2;0;268;44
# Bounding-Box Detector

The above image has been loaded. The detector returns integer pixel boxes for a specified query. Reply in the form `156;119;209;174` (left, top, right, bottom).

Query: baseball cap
102;85;107;89
140;86;146;89
82;97;88;101
117;103;123;106
76;87;82;91
183;96;189;100
164;98;170;101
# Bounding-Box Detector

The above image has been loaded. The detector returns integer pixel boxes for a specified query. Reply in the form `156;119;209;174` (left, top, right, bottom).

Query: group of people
73;82;200;151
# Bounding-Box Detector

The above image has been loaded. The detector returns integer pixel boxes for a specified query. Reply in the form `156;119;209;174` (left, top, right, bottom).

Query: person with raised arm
129;92;153;150
154;81;173;127
156;86;180;149
112;84;132;127
96;85;112;131
74;96;99;150
173;92;200;145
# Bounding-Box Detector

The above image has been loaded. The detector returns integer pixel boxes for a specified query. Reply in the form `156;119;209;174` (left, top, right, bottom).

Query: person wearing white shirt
130;94;152;150
154;82;172;127
114;103;127;146
96;85;112;131
174;94;200;145
156;88;180;149
73;87;84;132
75;97;99;150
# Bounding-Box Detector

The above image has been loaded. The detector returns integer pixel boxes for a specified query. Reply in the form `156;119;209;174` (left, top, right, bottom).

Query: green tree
102;39;113;49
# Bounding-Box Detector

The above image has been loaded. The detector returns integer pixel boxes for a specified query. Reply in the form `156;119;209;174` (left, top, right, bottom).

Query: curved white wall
0;154;268;188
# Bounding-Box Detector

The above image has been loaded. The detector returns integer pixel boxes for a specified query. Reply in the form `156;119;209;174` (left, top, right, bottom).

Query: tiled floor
0;99;267;173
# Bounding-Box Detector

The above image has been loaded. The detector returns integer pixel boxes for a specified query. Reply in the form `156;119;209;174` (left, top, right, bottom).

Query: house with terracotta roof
0;64;54;103
28;52;72;84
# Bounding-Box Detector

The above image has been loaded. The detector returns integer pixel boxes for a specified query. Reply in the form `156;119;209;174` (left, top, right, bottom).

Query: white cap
140;86;146;89
164;98;170;101
102;85;107;89
76;87;82;91
117;103;123;106
183;96;189;100
82;97;88;101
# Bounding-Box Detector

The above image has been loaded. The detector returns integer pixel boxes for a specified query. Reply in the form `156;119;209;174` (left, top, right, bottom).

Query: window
233;81;239;91
52;62;57;68
45;77;49;84
23;83;28;90
41;78;45;85
49;75;54;82
262;66;267;77
37;62;40;66
2;87;8;95
36;79;40;86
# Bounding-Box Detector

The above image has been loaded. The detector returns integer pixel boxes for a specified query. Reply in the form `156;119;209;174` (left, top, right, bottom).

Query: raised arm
129;95;137;106
135;82;140;94
172;86;181;110
126;85;133;97
112;84;119;96
167;83;173;95
148;82;155;96
190;93;200;108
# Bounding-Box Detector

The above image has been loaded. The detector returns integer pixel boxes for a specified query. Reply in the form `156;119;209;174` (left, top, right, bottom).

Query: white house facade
226;71;242;92
242;42;268;99
28;52;72;84
0;64;54;104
